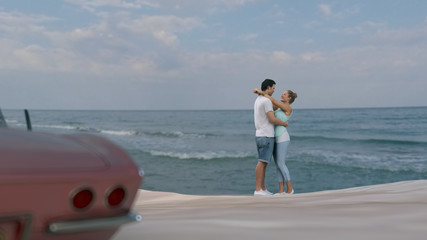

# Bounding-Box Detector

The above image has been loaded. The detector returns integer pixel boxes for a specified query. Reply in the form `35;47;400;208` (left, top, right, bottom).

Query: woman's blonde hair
287;90;298;104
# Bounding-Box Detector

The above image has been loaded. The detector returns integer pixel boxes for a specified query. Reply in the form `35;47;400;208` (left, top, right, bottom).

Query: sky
0;0;426;110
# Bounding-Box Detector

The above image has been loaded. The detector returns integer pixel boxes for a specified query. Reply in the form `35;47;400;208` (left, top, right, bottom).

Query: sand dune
114;180;427;240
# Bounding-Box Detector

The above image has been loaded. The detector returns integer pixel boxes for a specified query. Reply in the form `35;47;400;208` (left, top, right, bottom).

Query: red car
0;128;143;240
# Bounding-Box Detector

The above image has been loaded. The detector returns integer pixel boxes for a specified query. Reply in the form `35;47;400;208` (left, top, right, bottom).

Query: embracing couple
253;79;298;196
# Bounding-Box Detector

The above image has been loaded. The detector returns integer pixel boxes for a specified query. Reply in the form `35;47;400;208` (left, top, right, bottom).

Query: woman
253;88;298;195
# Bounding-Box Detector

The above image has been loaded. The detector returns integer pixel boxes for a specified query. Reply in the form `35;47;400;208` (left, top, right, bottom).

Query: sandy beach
114;180;427;240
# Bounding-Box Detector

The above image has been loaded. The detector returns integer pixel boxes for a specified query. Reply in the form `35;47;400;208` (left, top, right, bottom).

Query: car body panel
0;128;143;240
0;129;109;172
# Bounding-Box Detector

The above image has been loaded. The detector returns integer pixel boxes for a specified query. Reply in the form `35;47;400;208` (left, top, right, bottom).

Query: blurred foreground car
0;128;143;240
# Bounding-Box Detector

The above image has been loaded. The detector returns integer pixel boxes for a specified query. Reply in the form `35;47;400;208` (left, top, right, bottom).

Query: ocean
3;107;427;195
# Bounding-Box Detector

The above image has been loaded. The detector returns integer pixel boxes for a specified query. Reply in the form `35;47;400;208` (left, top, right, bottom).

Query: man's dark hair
261;79;276;91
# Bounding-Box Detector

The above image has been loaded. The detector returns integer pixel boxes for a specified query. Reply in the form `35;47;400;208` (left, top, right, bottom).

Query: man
253;79;288;196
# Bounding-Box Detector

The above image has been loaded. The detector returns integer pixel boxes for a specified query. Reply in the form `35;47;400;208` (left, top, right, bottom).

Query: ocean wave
36;124;94;133
363;138;427;145
32;123;138;136
100;129;138;136
5;119;18;124
34;124;77;130
149;150;253;160
144;131;213;139
293;135;427;146
293;149;427;173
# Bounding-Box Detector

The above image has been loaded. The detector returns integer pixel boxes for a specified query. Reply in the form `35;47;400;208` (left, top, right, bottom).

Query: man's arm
267;111;288;127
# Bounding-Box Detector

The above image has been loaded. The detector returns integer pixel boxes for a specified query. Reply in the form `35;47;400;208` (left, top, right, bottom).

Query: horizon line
2;105;426;112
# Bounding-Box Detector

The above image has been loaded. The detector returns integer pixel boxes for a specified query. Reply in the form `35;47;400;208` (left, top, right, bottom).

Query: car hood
0;129;109;172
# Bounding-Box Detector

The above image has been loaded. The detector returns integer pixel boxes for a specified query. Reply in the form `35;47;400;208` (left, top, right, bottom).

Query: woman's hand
253;88;264;96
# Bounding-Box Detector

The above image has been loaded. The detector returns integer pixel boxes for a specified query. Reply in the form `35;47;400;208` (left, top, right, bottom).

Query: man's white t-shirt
254;95;274;137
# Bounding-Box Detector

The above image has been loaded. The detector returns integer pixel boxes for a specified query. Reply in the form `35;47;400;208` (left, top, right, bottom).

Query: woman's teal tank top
274;108;291;137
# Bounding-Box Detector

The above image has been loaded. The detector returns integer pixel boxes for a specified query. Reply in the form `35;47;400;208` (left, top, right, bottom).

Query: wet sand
113;180;427;240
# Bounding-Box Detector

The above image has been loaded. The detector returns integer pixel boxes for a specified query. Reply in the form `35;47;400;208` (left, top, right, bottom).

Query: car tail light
72;188;94;210
107;186;126;207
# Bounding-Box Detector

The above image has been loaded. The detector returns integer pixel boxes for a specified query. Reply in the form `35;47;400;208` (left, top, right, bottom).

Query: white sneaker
273;189;295;196
254;190;265;196
263;189;273;195
273;192;287;196
254;189;273;196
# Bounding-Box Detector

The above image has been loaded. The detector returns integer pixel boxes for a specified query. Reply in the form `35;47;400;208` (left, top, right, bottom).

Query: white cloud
305;20;322;29
126;15;202;33
318;4;331;17
299;52;324;63
155;0;261;9
237;33;258;41
304;39;315;45
121;15;203;47
153;30;178;46
64;0;159;11
65;0;262;15
0;11;55;36
365;25;427;45
271;51;292;62
0;8;205;76
1;1;427;109
330;21;386;35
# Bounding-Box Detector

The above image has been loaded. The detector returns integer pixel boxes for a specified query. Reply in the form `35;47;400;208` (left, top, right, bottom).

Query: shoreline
114;180;427;240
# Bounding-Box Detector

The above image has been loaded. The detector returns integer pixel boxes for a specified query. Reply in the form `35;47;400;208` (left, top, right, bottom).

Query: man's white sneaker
254;189;273;196
254;190;265;196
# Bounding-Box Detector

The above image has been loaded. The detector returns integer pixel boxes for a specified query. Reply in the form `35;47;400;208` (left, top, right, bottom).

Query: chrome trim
48;212;142;234
138;168;145;177
0;214;32;240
